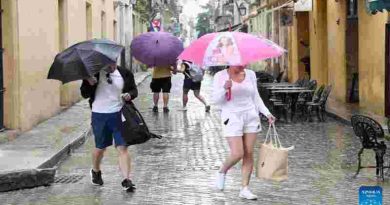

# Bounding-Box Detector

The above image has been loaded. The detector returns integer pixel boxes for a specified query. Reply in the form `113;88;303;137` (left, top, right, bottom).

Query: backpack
120;103;162;145
188;64;204;82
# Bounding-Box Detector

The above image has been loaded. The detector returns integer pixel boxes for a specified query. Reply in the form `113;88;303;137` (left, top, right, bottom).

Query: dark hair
182;61;190;69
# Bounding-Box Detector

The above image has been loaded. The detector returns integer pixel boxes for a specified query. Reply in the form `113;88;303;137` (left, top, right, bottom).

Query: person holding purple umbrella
212;65;275;200
150;65;177;113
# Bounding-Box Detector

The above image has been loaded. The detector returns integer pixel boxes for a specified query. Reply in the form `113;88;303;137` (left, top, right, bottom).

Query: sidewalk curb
326;111;351;126
38;128;91;169
0;72;151;192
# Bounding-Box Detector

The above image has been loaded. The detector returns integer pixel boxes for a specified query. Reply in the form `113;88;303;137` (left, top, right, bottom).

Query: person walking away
80;63;138;192
180;61;210;112
150;65;176;113
212;65;275;200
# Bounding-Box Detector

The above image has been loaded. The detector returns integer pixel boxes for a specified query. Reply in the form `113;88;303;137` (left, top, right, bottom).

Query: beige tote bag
256;123;294;181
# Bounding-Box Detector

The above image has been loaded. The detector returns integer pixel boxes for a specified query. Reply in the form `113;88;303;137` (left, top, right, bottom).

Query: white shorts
221;109;261;137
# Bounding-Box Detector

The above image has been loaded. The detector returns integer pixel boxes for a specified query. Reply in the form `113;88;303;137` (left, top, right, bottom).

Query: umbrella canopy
47;39;123;84
178;32;286;67
130;32;184;67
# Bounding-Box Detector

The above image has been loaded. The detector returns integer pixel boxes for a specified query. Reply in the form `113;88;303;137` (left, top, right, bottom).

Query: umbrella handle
226;88;232;101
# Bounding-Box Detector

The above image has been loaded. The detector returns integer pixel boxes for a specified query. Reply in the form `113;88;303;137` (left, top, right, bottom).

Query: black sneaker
91;169;103;186
152;106;158;113
121;179;136;192
163;107;169;113
205;105;211;113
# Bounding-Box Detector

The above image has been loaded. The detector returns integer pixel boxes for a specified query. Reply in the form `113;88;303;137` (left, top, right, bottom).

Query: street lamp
238;3;247;16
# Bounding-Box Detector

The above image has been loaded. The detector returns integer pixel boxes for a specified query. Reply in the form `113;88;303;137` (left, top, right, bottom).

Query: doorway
346;0;359;103
296;12;310;80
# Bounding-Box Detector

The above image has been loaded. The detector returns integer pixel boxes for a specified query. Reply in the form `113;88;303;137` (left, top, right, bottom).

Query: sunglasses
106;73;112;84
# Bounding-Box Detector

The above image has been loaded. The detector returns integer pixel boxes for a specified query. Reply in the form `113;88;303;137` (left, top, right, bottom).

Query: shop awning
367;0;390;14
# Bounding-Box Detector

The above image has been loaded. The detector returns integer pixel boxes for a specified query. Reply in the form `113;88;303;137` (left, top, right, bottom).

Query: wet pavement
0;73;389;205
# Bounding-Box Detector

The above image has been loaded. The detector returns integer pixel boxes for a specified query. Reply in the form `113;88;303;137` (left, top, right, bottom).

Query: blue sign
359;186;382;205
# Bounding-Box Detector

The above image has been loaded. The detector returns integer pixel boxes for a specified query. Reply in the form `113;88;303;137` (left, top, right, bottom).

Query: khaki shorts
221;109;261;137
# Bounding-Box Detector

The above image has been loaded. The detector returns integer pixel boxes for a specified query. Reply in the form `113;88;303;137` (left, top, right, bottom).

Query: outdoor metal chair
351;115;389;181
272;101;289;122
256;71;276;83
297;80;318;103
300;79;311;87
294;78;304;86
305;85;332;122
298;84;324;120
276;71;286;83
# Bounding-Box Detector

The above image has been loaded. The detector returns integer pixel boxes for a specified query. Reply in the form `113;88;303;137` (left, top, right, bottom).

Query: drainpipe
0;0;4;131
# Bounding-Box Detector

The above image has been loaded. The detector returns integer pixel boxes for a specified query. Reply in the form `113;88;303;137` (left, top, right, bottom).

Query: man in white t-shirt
80;63;138;192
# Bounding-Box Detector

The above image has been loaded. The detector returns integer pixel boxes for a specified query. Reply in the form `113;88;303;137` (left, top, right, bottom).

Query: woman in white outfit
212;65;275;200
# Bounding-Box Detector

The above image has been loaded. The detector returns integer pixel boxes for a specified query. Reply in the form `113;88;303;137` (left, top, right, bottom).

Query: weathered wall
2;0;117;131
358;1;388;115
327;0;347;102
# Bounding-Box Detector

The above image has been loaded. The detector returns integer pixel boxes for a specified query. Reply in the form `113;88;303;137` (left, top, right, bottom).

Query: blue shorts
91;112;126;149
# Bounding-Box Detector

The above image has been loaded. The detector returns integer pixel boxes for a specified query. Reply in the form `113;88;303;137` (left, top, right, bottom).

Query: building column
358;1;388;115
289;13;299;82
272;9;280;76
309;0;328;86
327;0;347;102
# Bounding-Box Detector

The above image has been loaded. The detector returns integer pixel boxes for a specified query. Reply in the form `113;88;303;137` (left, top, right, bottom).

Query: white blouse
212;69;271;117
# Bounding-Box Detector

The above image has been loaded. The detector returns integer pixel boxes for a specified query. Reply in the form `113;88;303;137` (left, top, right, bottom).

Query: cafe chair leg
354;148;364;178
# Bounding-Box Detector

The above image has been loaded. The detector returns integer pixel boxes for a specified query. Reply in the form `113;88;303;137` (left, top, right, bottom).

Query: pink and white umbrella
178;32;286;67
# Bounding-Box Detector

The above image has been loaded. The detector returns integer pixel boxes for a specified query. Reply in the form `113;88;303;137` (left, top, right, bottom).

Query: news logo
359;186;382;205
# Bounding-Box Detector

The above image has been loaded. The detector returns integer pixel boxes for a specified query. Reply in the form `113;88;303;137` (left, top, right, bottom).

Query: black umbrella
47;39;123;84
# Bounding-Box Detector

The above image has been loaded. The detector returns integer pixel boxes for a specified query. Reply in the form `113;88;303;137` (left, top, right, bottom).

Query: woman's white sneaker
215;172;225;190
239;187;257;200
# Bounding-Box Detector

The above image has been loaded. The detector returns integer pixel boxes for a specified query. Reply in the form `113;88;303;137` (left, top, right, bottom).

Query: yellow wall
288;26;294;82
60;0;116;107
2;0;20;129
309;0;328;85
17;0;60;131
358;2;388;115
290;15;299;82
2;0;117;131
326;0;347;102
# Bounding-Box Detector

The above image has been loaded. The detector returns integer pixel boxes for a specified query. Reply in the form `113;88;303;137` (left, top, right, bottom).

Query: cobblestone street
0;73;389;205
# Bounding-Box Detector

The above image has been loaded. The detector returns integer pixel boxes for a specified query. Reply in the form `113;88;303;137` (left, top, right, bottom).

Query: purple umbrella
130;32;184;67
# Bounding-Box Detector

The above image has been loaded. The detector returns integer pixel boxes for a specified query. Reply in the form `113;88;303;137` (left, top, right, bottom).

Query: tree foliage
195;12;213;38
133;0;152;21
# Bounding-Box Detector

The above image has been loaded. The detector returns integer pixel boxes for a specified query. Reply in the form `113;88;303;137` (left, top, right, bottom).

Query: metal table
271;89;315;122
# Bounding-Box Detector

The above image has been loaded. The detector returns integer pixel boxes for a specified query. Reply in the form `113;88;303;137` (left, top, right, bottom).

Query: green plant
134;0;151;22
